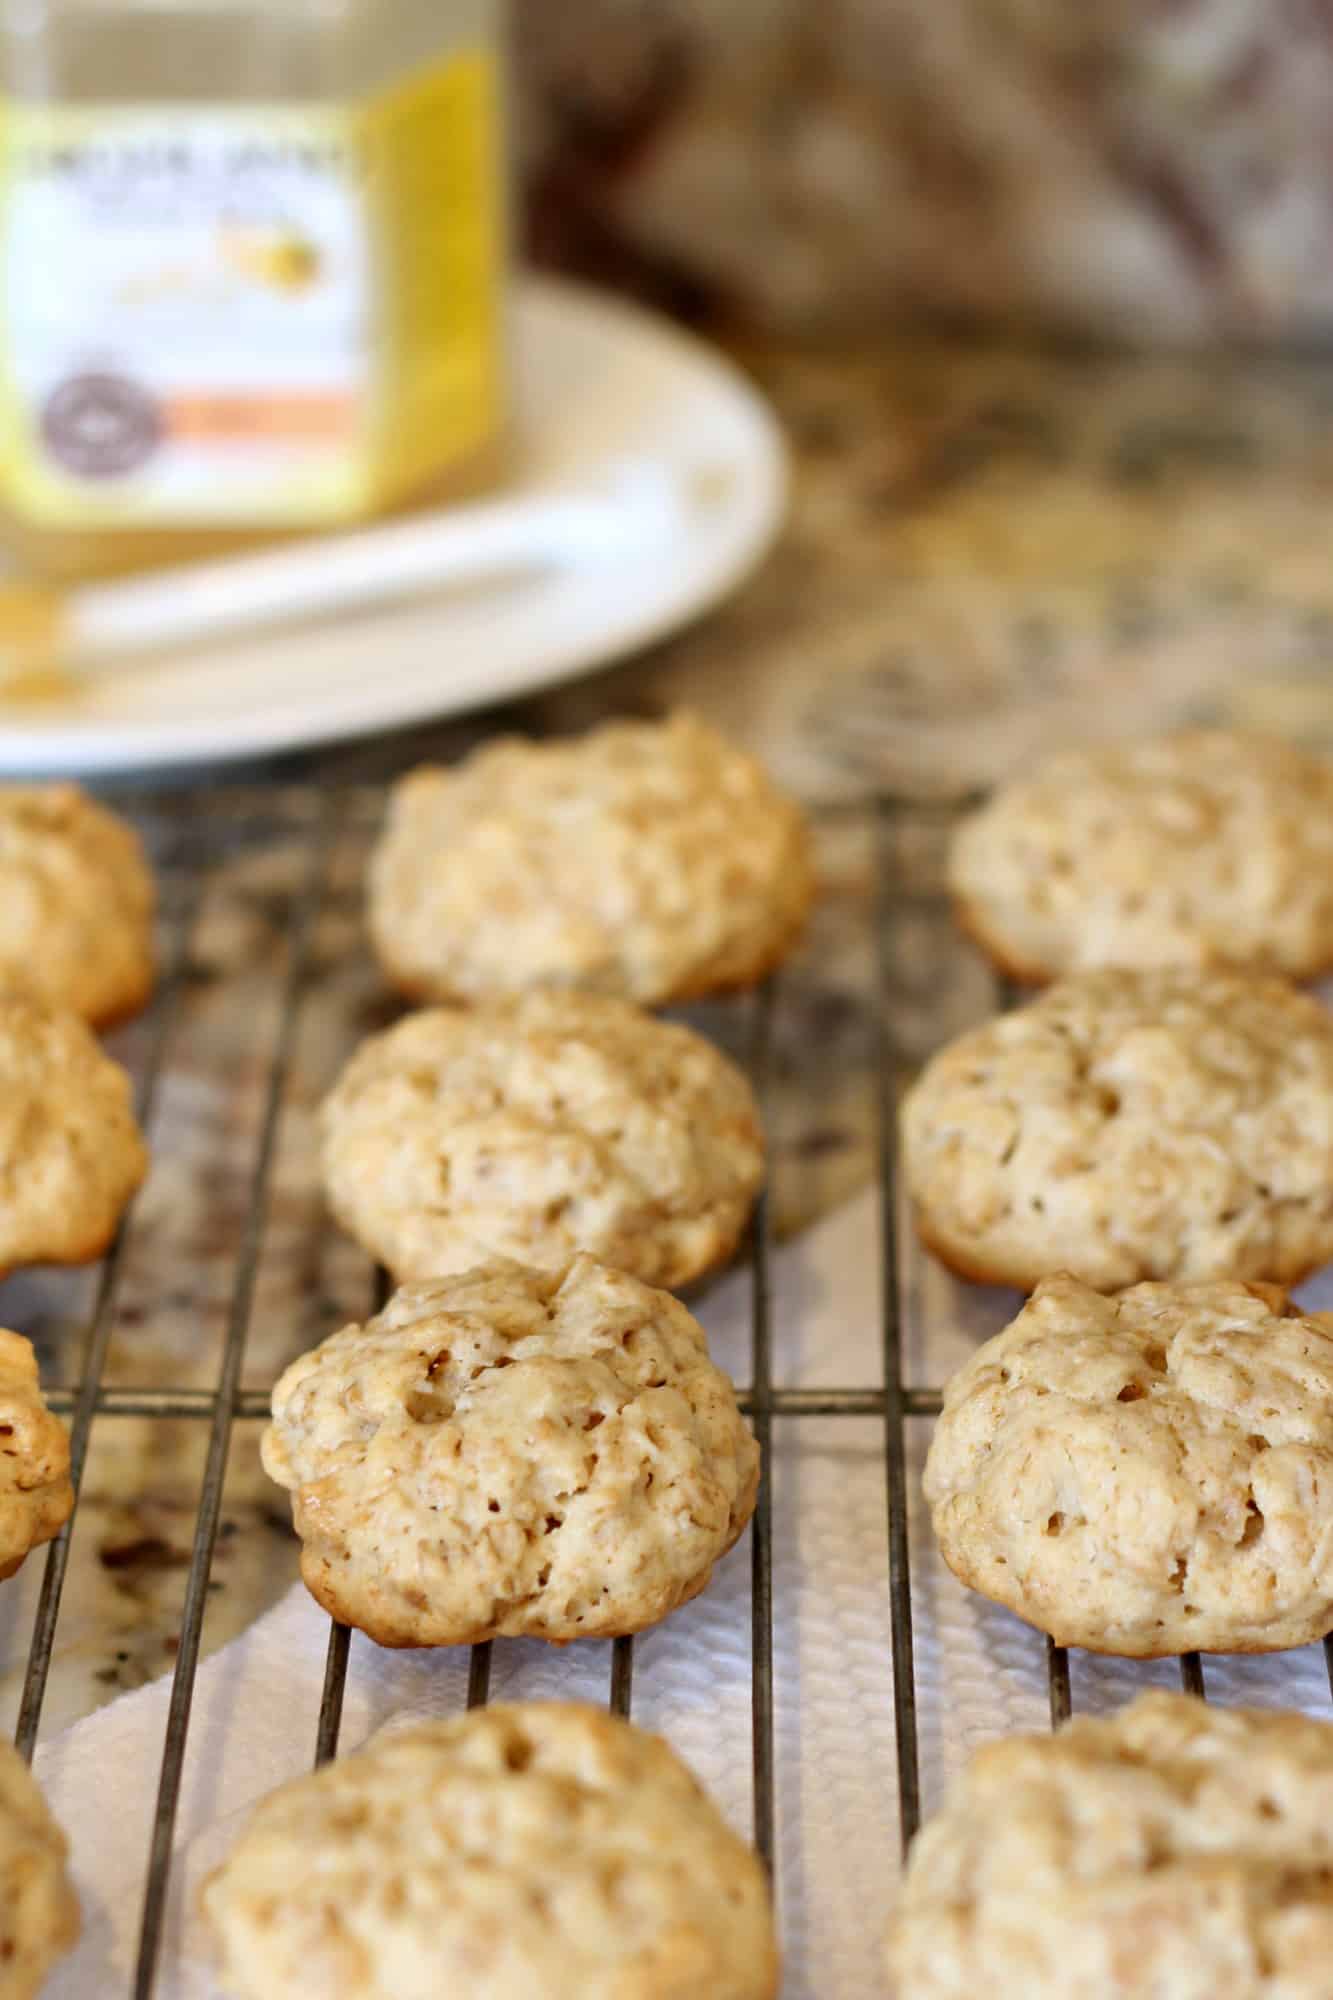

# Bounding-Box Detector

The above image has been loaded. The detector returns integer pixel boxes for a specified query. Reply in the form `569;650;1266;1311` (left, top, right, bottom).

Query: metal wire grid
4;786;787;1999
876;800;1333;1835
9;784;1326;1996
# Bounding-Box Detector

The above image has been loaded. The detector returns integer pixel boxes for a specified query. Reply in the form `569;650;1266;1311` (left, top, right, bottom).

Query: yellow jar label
0;49;503;526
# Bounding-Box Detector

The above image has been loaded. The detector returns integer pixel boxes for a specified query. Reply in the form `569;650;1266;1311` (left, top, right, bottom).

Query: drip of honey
0;585;76;703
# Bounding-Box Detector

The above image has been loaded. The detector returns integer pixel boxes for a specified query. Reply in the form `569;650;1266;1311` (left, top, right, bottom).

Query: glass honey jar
0;0;509;580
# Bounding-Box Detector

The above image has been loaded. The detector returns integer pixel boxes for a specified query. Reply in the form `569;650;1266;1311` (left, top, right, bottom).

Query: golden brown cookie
204;1702;778;2000
0;784;154;1026
262;1255;758;1647
0;996;148;1274
950;730;1333;984
0;1740;78;1999
320;990;763;1289
368;712;813;1006
0;1330;72;1582
888;1692;1333;1999
901;968;1333;1292
925;1274;1333;1655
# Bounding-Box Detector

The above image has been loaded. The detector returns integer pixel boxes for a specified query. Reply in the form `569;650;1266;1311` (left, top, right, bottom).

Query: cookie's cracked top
926;1274;1333;1655
320;990;764;1289
262;1255;758;1647
951;730;1333;983
901;968;1333;1290
204;1701;778;2000
368;712;812;1006
888;1691;1333;1999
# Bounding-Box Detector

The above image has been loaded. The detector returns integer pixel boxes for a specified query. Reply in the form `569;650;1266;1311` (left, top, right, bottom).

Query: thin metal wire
467;1644;493;1709
15;856;198;1764
309;1262;397;1767
874;802;921;1855
314;1625;351;1766
993;972;1080;1738
308;1263;394;1766
1046;1642;1071;1728
747;983;776;1877
609;1637;634;1717
45;1388;241;1419
42;1382;945;1421
134;806;335;2000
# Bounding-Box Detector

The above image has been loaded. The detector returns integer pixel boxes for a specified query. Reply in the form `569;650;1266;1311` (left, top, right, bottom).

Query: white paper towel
34;1190;1333;1999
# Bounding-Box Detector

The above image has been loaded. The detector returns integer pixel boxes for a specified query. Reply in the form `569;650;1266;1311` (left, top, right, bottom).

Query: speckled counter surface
13;332;1333;1738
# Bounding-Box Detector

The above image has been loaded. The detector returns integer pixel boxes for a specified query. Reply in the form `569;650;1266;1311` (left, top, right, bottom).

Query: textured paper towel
33;1188;1333;2000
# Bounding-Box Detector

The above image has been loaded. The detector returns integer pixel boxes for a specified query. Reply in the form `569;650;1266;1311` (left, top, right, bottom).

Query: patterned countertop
526;335;1333;782
291;332;1333;799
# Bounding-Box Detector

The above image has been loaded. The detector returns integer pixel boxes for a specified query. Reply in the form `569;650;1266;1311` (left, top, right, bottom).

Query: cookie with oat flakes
950;730;1333;984
320;990;763;1291
0;783;154;1026
901;968;1333;1292
368;712;812;1007
925;1274;1333;1655
204;1702;777;2000
261;1255;758;1647
889;1692;1333;1998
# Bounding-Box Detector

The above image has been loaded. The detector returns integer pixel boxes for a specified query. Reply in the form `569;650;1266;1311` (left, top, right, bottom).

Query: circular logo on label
40;373;162;480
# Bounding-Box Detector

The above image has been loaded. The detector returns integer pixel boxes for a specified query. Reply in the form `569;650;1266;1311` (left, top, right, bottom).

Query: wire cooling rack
9;784;1331;2000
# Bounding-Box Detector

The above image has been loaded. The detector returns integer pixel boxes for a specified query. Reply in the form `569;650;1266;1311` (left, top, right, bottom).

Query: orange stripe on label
164;393;358;443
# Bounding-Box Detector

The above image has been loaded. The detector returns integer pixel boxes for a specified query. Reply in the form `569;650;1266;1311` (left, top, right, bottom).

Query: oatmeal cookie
0;1739;78;1999
901;968;1333;1291
925;1274;1333;1655
0;1331;72;1582
887;1691;1333;1999
0;996;148;1274
261;1255;759;1646
204;1702;778;2000
320;991;763;1289
950;730;1333;983
368;712;812;1006
0;784;154;1025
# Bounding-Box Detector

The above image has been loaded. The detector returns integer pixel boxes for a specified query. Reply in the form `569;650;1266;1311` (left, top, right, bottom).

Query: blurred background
517;0;1333;346
502;0;1333;799
4;0;1333;788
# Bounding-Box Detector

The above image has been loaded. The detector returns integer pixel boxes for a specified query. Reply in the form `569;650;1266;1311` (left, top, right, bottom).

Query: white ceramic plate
0;277;786;775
